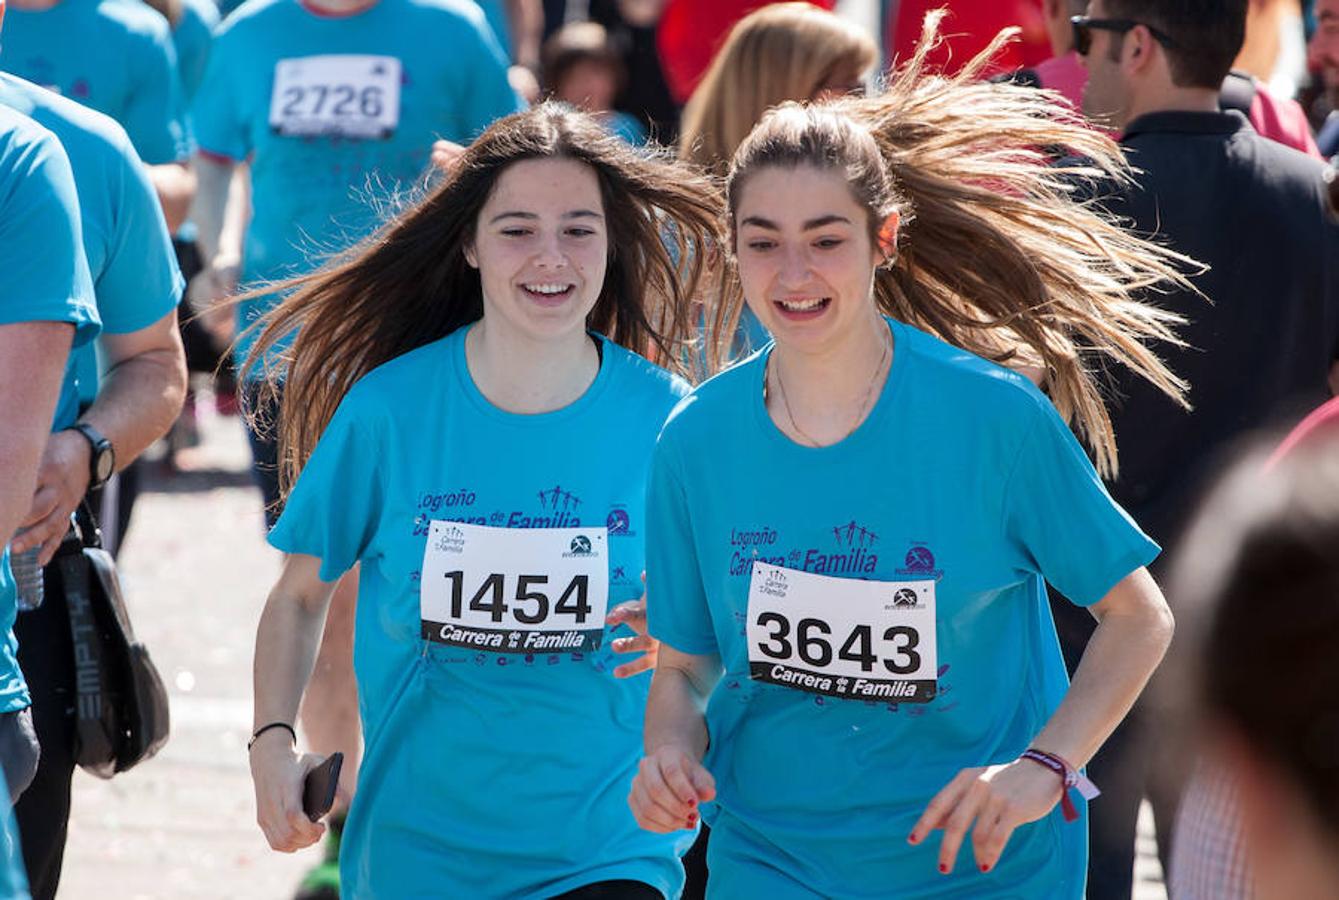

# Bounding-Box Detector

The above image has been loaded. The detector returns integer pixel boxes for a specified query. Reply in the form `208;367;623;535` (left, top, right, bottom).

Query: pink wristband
1020;748;1100;823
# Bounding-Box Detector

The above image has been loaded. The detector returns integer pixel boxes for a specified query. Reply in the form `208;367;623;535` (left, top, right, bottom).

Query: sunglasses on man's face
1070;15;1180;57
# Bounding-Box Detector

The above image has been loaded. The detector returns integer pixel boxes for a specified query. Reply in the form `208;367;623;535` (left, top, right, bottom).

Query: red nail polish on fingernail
980;865;990;873
938;864;947;874
907;833;918;844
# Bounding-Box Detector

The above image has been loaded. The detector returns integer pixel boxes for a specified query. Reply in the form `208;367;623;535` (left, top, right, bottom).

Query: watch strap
69;422;114;488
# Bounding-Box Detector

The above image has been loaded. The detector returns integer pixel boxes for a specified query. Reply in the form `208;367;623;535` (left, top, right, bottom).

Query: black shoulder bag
53;504;170;778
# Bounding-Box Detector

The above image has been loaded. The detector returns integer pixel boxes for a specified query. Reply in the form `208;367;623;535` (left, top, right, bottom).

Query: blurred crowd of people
0;1;1337;899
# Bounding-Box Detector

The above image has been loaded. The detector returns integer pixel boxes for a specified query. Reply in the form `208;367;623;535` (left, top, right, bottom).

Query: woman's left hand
907;759;1064;875
607;576;658;678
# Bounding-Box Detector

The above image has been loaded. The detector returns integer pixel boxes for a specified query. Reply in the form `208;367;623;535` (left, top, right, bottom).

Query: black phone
302;751;344;823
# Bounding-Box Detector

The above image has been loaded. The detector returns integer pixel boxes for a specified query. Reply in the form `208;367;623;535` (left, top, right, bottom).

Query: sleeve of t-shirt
268;394;385;584
124;25;192;164
452;12;524;141
93;128;184;334
190;26;249;161
645;432;718;656
1002;398;1160;607
0;124;99;345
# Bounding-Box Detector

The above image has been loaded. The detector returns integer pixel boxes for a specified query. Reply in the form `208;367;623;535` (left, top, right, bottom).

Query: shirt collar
1121;109;1251;142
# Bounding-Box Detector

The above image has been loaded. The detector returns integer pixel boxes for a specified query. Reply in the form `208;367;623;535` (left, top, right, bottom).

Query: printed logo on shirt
895;542;943;579
606;506;633;536
727;522;880;576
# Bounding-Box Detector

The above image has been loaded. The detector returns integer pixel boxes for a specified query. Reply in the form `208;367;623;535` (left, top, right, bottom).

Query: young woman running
245;103;718;899
631;28;1191;899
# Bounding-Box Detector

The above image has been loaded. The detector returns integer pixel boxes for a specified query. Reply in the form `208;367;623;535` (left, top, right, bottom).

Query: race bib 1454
420;521;610;654
746;562;938;702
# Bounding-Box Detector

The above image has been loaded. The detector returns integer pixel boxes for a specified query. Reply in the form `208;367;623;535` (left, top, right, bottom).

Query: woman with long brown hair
631;20;1187;898
243;102;718;899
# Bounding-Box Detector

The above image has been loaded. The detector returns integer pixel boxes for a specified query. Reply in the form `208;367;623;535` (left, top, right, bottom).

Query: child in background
542;22;647;145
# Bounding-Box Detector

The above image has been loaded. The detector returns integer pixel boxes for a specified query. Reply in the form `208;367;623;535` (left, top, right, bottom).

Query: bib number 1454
745;563;938;702
421;521;609;654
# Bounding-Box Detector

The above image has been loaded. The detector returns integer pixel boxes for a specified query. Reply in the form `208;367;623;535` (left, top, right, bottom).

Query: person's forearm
644;660;716;759
0;323;73;543
253;566;335;733
191;154;239;265
1032;576;1173;767
81;338;187;470
149;162;197;234
504;0;542;70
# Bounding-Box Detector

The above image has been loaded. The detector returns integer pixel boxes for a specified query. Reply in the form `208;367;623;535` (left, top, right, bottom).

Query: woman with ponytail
245;102;719;899
632;20;1186;898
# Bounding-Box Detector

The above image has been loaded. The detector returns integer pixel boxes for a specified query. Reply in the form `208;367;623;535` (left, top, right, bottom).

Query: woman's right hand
250;730;328;852
629;745;715;833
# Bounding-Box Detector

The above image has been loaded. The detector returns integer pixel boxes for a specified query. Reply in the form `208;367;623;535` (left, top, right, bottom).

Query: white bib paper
745;562;938;702
420;521;610;654
268;55;401;139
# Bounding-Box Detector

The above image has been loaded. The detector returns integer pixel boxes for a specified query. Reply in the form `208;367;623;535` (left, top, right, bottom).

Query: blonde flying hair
242;104;720;497
679;2;879;174
711;13;1197;479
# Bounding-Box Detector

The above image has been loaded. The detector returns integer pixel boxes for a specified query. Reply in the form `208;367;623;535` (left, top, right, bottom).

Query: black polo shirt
1096;110;1339;551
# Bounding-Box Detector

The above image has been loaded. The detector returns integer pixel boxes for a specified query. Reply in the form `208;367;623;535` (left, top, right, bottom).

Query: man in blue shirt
0;59;187;897
0;0;196;232
0;101;100;900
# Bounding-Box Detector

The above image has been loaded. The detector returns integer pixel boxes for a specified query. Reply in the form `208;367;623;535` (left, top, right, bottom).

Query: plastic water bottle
11;546;44;611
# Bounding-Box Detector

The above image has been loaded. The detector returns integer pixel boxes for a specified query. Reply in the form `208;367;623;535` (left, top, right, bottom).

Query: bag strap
1219;70;1257;116
74;501;104;552
57;543;110;729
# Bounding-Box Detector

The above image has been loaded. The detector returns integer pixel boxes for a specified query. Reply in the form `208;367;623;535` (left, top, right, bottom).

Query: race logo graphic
757;567;788;598
833;520;880;548
896;542;944;579
431;524;466;553
539;484;582;512
606;506;633;536
891;587;920;608
569;535;592;555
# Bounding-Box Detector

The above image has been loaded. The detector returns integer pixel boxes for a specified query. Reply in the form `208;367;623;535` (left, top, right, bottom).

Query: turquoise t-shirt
0;73;184;407
269;326;694;898
172;0;220;101
474;0;510;56
191;0;522;371
646;318;1159;900
0;105;99;718
0;0;191;165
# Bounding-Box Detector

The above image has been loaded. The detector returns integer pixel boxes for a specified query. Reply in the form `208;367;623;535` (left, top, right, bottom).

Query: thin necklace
767;332;891;447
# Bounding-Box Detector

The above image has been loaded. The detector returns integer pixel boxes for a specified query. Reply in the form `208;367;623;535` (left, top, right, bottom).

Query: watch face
95;448;115;484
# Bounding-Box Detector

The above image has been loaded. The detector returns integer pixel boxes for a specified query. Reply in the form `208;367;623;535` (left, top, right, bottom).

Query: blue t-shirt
646;319;1159;900
269;326;693;898
0;0;191;164
0;105;99;718
474;0;510;56
172;0;221;101
0;73;184;406
191;0;522;371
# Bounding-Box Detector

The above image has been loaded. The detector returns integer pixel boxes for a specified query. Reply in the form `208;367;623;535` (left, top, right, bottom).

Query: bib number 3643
745;563;937;702
420;521;609;654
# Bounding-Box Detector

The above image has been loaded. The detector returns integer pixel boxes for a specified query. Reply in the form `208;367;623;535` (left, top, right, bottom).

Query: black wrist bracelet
248;721;297;752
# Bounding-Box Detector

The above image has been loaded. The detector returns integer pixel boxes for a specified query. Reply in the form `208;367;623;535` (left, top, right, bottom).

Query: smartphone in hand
302;752;344;823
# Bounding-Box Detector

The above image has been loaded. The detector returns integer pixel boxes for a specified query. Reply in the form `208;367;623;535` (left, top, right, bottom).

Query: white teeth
778;297;826;311
524;283;571;295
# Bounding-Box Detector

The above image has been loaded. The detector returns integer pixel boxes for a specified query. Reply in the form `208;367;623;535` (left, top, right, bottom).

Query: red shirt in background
888;0;1051;77
657;0;838;104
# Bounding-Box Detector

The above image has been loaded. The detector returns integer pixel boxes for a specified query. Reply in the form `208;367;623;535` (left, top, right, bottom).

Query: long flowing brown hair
243;102;720;495
678;2;879;175
710;13;1198;479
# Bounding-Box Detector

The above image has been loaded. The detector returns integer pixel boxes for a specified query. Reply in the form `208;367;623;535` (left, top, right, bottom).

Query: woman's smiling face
733;164;887;355
467;157;609;343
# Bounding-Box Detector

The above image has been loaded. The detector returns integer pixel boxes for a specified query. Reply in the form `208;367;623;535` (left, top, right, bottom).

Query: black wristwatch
69;422;115;489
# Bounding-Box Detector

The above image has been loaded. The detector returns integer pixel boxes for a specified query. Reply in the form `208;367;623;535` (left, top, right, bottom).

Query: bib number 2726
420;521;609;654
